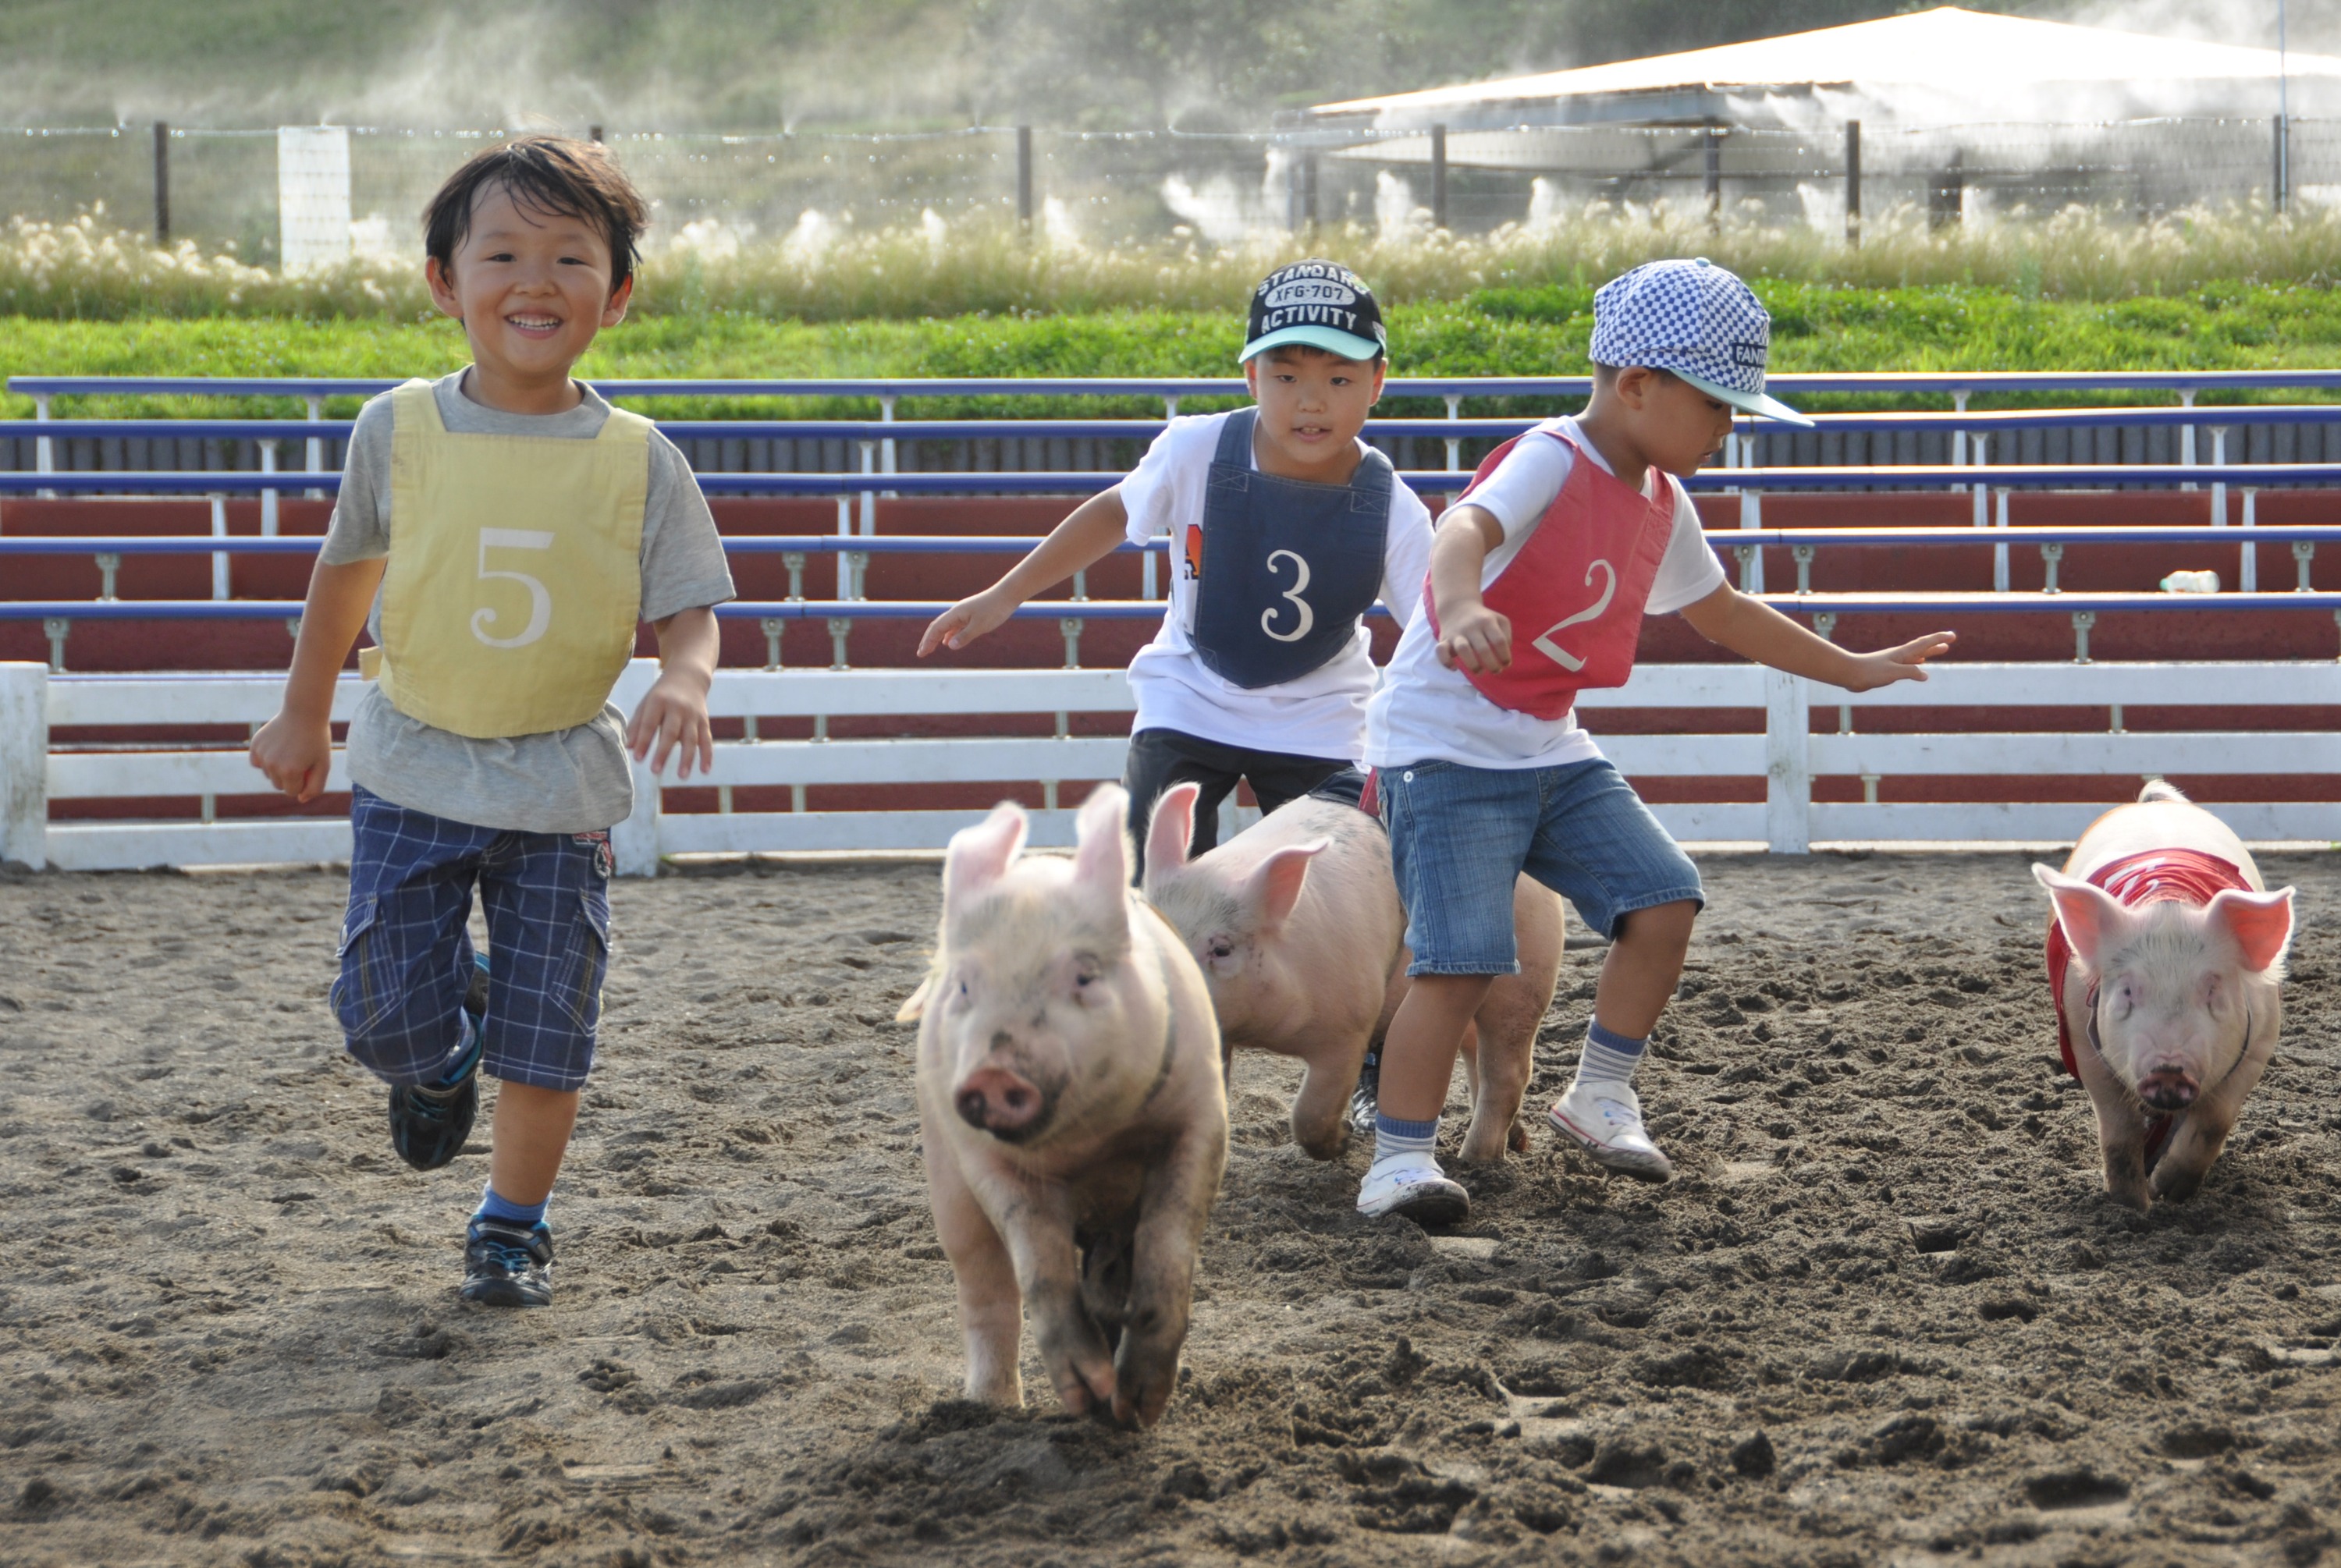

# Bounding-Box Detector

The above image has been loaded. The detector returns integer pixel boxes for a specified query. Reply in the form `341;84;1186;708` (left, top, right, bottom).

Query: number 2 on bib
473;527;555;649
1529;558;1616;672
1259;548;1315;643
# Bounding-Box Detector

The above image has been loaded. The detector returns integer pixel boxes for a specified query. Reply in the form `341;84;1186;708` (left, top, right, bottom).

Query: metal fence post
1764;669;1810;854
1430;124;1449;231
1843;120;1861;247
2240;488;2259;592
1017;126;1034;229
258;438;279;536
209;493;230;600
2275;113;2290;214
1703;128;1723;229
0;663;47;871
153;121;170;244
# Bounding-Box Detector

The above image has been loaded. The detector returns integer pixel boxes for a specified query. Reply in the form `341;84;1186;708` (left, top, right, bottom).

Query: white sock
1571;1020;1647;1094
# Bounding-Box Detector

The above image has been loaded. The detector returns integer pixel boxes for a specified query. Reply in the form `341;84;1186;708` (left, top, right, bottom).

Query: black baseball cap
1242;260;1387;364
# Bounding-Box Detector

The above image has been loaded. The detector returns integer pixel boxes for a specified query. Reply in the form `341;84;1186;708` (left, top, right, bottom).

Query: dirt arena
4;845;2339;1567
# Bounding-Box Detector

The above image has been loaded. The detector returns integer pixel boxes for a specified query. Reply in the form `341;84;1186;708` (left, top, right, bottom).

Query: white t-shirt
1120;410;1434;761
1365;417;1727;772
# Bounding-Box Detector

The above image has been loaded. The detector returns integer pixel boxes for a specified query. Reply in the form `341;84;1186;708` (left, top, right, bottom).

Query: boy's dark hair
424;134;648;293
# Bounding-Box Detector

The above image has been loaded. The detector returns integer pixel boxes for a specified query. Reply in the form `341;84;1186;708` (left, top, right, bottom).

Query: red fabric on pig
2045;846;2253;1166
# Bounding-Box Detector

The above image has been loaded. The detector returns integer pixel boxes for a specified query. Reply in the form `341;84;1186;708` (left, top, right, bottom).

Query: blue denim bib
1188;408;1391;690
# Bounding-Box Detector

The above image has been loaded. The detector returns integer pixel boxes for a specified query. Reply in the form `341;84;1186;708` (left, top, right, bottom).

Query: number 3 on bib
473;527;556;649
1259;548;1315;643
1529;558;1616;672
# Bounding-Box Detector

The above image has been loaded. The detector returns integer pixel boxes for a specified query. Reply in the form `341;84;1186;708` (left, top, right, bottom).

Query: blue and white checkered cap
1589;258;1812;427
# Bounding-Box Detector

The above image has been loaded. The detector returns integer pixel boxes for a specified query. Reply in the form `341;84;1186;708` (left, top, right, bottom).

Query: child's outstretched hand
249;711;334;803
1841;630;1957;692
918;589;1014;658
627;669;716;780
1433;600;1513;675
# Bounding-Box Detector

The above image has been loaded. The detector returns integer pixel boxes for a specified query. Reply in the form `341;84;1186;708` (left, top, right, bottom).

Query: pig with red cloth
2036;782;2297;1211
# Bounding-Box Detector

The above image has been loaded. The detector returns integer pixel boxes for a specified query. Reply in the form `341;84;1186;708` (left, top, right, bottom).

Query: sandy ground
4;846;2340;1568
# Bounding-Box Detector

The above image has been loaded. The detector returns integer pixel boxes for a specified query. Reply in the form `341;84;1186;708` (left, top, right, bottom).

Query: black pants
1121;726;1365;879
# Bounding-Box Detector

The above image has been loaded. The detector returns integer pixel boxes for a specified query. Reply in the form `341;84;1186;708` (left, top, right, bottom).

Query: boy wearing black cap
918;261;1432;867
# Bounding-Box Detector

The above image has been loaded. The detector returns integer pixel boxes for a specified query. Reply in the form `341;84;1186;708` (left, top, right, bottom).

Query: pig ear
944;802;1027;918
895;971;935;1023
1142;782;1202;889
1070;784;1135;912
1245;839;1327;931
2033;864;2130;967
2206;885;2294;972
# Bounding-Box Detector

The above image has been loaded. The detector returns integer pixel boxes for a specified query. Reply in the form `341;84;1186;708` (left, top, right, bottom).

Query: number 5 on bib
472;528;556;648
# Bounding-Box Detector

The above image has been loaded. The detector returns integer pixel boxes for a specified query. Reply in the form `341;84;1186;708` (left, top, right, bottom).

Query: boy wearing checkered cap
1355;259;1956;1225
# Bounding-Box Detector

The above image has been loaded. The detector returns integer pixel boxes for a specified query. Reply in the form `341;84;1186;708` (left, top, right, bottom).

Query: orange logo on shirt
1183;523;1203;583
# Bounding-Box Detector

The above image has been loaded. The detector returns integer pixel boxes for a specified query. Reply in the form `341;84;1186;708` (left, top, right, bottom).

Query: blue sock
475;1184;547;1229
1573;1019;1648;1092
1372;1111;1439;1167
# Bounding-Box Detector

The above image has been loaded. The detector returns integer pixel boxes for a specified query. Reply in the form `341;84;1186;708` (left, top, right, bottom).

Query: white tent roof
1311;7;2341;121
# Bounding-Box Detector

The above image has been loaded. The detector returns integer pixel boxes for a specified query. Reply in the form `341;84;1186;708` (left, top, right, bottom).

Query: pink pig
2035;782;2297;1211
1142;782;1564;1165
899;785;1227;1428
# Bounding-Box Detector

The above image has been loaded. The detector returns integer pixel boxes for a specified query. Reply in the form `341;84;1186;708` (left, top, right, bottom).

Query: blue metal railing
10;462;2341;497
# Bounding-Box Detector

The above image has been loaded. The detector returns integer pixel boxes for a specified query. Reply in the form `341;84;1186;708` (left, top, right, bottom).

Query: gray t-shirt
320;370;735;833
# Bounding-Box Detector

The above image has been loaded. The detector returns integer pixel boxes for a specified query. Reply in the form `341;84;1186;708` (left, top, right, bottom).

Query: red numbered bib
1426;424;1679;720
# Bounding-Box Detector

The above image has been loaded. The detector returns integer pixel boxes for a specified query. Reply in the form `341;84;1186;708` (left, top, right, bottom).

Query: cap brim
1677;370;1813;427
1240;325;1385;364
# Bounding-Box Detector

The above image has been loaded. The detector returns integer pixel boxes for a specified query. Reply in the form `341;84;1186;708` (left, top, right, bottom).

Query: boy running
250;135;734;1304
918;260;1431;867
1358;259;1954;1224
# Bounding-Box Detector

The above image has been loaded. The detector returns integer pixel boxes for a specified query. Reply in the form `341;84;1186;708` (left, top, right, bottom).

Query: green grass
12;279;2341;421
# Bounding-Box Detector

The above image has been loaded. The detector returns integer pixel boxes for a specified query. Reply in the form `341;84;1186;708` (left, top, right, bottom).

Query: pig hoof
1508;1119;1531;1156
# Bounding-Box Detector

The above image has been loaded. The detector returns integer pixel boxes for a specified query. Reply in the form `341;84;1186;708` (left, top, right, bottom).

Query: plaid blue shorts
332;786;614;1093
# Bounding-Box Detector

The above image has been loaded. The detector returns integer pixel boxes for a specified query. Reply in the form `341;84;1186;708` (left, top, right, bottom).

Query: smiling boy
919;261;1431;869
249;135;734;1305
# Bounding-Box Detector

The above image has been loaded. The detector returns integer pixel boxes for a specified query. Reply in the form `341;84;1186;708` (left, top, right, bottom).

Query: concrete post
0;663;48;871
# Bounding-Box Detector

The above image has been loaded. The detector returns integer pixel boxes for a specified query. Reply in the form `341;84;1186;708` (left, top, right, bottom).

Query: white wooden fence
1;658;2336;873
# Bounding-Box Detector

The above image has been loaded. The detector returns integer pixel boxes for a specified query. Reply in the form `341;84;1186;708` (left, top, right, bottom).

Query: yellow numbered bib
365;378;650;740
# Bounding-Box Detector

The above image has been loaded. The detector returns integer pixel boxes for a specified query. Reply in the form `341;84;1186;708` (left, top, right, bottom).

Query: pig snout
2136;1067;2201;1112
956;1066;1048;1139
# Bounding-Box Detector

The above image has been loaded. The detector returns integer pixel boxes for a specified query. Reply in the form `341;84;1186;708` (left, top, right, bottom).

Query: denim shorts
1379;757;1704;976
332;786;614;1092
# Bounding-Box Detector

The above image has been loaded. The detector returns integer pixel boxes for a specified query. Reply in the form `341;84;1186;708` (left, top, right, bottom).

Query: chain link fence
6;116;2339;264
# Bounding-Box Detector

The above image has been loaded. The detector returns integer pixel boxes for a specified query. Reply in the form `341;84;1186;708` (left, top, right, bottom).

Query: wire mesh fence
3;116;2334;264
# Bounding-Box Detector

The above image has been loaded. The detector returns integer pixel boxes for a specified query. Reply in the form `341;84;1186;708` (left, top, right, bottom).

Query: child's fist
248;713;332;803
1434;602;1512;675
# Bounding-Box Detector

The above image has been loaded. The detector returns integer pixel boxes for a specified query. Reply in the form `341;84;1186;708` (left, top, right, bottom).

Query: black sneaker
387;953;489;1172
460;1216;554;1307
1347;1054;1380;1141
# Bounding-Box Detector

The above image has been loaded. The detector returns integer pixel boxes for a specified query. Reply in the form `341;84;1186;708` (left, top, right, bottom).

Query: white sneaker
1547;1081;1673;1183
1356;1155;1470;1225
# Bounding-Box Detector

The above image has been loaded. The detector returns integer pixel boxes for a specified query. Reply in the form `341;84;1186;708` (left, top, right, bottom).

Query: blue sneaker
387;952;489;1173
460;1216;553;1307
